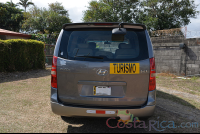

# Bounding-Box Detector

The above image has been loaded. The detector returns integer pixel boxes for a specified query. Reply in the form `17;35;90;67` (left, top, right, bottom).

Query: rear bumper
51;102;155;117
51;87;156;117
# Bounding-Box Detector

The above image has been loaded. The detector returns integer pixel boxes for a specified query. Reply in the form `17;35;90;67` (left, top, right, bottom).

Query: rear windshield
59;28;149;61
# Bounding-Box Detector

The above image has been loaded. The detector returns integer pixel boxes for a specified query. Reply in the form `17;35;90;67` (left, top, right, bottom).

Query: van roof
63;22;146;30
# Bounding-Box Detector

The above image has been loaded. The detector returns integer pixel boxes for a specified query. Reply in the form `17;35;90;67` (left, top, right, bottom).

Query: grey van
51;22;156;118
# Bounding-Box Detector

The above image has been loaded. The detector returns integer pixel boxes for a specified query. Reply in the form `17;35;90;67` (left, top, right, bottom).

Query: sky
1;0;200;31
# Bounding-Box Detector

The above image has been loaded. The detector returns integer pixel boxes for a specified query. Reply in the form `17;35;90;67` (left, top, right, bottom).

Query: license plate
93;86;111;96
110;63;140;74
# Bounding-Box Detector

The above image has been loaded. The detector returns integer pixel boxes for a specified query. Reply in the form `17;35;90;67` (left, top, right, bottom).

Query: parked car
51;22;156;118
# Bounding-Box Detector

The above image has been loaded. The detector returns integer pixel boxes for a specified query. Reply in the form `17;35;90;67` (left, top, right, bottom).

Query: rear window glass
59;28;149;61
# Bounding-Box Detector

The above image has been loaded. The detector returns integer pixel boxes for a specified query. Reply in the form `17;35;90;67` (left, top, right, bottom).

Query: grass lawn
0;69;67;133
0;70;199;133
156;73;200;110
156;73;200;96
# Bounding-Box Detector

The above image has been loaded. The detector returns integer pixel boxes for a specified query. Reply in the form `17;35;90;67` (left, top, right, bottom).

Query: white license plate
93;86;111;96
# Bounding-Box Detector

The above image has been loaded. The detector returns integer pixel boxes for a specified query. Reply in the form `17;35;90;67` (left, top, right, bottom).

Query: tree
83;0;199;32
18;0;34;12
22;2;71;34
48;2;68;15
82;0;139;22
0;2;24;32
6;0;18;7
135;0;199;32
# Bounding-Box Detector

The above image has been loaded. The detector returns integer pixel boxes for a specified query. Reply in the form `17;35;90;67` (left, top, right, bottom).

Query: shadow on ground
60;91;200;133
157;90;198;109
0;69;51;83
61;116;155;133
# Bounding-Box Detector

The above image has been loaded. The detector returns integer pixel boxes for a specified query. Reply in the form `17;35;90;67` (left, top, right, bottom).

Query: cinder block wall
151;36;200;76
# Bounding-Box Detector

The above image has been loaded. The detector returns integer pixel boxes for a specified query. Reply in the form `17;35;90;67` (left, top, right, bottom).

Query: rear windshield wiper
74;55;104;59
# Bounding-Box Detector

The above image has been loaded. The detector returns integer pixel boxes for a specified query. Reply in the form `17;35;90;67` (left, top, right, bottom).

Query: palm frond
27;2;34;6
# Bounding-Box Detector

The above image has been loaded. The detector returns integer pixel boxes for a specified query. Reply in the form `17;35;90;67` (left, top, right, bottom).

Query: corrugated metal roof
0;29;31;38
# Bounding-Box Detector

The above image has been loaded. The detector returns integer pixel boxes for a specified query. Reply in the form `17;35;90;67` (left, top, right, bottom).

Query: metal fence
44;44;55;66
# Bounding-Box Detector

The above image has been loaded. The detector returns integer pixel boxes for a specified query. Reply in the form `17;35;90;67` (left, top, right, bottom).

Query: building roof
0;29;31;38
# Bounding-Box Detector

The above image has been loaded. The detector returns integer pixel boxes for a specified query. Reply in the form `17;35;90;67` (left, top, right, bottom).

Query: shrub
31;33;58;45
0;39;45;72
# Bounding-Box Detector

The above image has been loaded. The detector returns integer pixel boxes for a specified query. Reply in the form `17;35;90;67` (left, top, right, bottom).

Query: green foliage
31;33;58;45
0;39;45;72
135;0;199;31
191;76;199;81
82;0;139;22
18;0;34;12
6;0;19;7
48;2;68;15
82;0;199;32
0;2;24;32
22;2;71;34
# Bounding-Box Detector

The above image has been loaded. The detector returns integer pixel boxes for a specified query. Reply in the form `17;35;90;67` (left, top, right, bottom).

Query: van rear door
56;24;150;108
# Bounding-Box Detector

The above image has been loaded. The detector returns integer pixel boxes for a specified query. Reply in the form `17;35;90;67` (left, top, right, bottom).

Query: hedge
0;39;45;72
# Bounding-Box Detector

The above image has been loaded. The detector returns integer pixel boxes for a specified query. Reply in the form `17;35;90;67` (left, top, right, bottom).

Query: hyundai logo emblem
96;69;108;76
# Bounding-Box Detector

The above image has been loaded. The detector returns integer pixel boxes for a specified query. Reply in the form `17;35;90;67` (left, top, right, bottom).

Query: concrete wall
152;36;200;76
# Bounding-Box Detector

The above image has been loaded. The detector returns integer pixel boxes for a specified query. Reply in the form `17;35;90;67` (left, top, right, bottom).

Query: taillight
51;56;58;88
149;58;156;91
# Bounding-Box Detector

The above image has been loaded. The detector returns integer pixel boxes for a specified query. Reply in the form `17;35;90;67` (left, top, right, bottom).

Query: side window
59;31;72;59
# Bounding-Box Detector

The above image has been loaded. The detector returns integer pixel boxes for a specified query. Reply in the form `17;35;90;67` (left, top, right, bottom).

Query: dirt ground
0;70;199;133
157;73;200;96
